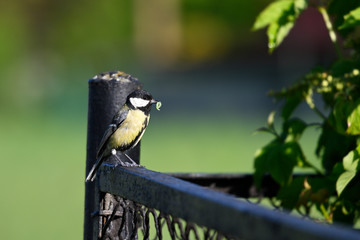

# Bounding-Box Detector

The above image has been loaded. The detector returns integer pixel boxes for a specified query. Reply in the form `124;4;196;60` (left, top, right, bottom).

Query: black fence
84;72;360;240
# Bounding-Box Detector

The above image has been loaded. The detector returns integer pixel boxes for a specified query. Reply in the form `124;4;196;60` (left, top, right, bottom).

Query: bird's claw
123;162;144;168
115;161;144;168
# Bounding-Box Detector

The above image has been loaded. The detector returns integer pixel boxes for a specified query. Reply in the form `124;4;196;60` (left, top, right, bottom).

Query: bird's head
126;90;158;112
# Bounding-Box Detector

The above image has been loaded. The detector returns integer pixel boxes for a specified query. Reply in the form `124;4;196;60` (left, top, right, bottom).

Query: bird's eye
143;95;152;100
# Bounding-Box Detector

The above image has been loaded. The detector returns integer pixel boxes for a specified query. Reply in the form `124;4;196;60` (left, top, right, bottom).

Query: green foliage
253;0;360;226
337;147;360;196
254;115;309;187
252;0;307;53
347;100;360;135
339;7;360;29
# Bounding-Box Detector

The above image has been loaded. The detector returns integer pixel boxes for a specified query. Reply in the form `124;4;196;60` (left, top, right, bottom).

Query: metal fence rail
169;173;281;198
97;164;360;240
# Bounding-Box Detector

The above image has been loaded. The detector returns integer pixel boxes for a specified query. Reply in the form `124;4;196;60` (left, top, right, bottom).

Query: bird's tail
85;154;104;182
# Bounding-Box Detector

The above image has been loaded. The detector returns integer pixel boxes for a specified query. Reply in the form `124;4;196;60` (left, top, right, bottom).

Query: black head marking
126;90;157;113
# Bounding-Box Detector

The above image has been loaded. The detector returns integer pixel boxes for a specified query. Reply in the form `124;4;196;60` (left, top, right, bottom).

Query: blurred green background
0;0;336;239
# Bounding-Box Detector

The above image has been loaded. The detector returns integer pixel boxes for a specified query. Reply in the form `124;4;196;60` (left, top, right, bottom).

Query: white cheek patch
130;97;150;108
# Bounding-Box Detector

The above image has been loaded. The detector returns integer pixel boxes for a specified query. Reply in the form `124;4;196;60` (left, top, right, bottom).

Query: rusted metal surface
84;72;143;240
98;165;360;240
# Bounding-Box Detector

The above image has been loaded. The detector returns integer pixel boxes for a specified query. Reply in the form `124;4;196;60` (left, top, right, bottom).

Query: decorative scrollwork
97;193;237;240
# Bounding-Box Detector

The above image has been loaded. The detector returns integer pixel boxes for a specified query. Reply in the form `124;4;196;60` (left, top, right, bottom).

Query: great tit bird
85;89;159;182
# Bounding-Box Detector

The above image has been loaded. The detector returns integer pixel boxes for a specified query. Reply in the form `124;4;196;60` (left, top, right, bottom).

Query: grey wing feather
85;107;129;182
96;107;129;158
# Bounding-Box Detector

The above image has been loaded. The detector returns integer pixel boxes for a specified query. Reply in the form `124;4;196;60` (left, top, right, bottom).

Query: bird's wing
85;106;130;182
96;106;129;158
85;122;119;182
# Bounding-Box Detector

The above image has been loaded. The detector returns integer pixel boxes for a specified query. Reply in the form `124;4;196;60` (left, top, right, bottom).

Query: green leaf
269;146;290;184
294;0;307;13
304;87;315;109
283;118;307;142
343;150;354;171
268;141;302;185
277;177;305;209
254;140;299;187
336;148;360;196
267;111;276;130
339;7;360;30
254;127;276;136
316;124;357;172
281;94;302;120
337;171;356;196
347;101;360;135
330;97;350;134
329;0;360;34
254;145;272;188
285;141;307;167
253;0;307;53
267;21;294;53
254;111;278;137
329;162;345;182
342;149;359;171
252;0;294;30
254;128;308;187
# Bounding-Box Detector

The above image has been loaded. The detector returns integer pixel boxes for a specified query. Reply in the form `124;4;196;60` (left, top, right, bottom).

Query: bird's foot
111;149;145;168
112;156;144;168
122;162;145;168
113;160;132;167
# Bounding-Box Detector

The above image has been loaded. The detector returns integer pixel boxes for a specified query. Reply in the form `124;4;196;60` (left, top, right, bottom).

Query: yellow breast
110;109;148;149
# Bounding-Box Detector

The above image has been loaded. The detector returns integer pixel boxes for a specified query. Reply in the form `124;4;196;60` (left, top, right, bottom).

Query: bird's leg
111;149;131;167
111;149;143;167
123;153;144;167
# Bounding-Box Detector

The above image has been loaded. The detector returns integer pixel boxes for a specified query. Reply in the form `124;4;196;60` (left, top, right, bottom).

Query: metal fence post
84;71;143;240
